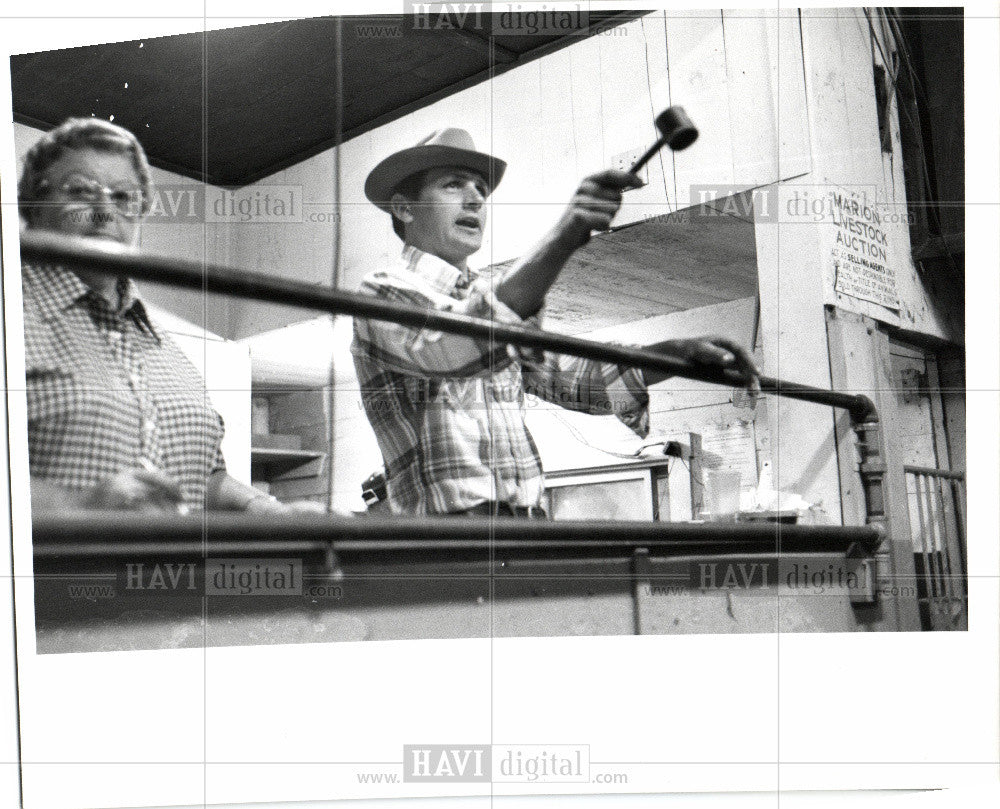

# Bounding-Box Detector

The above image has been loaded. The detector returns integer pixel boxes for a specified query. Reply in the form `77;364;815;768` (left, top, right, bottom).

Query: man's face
400;167;488;267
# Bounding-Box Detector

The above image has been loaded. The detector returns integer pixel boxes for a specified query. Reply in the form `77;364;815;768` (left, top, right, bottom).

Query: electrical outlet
610;147;648;187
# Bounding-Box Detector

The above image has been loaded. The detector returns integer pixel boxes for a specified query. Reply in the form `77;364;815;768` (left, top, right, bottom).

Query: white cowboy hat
364;128;506;211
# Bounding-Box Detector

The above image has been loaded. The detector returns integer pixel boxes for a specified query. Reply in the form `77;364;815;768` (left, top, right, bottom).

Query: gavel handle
629;139;665;174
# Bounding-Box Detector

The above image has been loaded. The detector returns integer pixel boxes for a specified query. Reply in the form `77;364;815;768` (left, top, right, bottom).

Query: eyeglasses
39;173;145;217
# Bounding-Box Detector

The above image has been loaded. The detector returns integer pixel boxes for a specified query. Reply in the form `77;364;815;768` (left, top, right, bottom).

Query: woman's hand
83;468;185;512
244;494;330;515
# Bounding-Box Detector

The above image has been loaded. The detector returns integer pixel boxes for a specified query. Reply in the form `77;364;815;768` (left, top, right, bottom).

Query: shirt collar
400;244;479;294
22;262;161;340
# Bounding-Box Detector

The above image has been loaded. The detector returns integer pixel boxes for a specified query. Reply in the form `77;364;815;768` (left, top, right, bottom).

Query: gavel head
656;106;699;151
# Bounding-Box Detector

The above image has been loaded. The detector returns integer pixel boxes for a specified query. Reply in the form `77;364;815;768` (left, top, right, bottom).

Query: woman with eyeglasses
18;117;316;514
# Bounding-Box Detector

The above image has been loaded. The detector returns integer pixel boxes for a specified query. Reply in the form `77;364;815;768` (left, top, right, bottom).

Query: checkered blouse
21;262;226;509
351;246;649;516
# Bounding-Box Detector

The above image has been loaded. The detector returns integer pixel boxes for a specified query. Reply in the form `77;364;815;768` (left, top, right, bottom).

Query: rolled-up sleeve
210;412;227;474
520;346;650;438
353;270;523;379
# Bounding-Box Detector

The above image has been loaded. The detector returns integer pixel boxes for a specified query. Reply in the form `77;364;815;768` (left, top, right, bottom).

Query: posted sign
826;189;898;309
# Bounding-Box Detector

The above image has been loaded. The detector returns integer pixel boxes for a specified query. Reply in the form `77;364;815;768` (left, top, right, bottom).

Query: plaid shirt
21;262;226;509
351;246;649;515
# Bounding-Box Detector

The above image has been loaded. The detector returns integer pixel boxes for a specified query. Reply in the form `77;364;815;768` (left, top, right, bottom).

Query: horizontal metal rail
32;513;885;566
903;465;965;481
18;231;878;423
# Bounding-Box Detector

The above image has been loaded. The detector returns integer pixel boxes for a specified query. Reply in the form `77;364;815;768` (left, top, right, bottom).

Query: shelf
251;447;324;480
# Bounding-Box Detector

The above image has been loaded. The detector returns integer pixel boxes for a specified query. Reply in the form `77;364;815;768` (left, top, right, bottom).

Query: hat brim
364;144;506;212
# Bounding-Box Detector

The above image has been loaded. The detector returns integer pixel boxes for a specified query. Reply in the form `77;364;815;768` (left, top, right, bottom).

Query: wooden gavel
629;106;699;173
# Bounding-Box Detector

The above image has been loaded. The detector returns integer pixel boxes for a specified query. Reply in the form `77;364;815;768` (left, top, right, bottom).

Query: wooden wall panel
598;20;659;167
665;10;736;206
721;11;781;187
489;59;549;260
223;150;338;338
597;18;670;228
718;9;811;183
801;9;864;187
339;131;393;291
103;158;234;337
536;47;582;205
800;8;961;344
567;34;608;176
838;11;887;183
754;185;843;520
775;9;812;179
639;12;679;218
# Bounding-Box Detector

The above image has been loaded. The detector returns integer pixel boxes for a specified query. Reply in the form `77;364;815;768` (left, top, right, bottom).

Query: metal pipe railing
18;232;891;603
32;513;885;565
18;231;878;423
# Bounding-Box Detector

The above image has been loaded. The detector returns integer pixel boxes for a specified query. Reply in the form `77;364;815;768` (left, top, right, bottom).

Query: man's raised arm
496;169;642;319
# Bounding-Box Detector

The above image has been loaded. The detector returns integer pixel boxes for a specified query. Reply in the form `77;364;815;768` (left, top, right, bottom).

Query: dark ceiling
10;12;645;187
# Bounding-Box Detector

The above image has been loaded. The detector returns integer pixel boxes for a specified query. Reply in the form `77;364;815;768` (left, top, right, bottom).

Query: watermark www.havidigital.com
61;557;346;602
114;558;307;596
63;183;351;225
398;2;611;37
646;183;915;228
351;744;628;785
639;561;918;602
647;183;914;229
635;559;911;599
107;184;312;224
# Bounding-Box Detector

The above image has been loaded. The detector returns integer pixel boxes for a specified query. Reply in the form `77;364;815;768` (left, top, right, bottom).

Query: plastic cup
705;469;741;522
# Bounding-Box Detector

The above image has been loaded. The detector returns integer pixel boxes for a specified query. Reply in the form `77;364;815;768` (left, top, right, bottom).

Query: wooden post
688;432;704;519
826;307;922;631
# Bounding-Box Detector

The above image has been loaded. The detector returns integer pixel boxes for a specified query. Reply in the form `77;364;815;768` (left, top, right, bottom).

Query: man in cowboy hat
352;128;758;517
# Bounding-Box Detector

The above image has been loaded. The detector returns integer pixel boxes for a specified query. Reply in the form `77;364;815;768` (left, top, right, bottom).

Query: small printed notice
700;421;759;492
826;188;898;309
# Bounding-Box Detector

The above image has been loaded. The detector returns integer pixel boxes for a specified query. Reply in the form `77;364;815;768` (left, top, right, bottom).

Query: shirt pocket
24;324;80;423
24;317;135;429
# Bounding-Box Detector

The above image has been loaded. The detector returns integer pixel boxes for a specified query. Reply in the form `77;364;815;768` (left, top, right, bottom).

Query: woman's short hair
390;169;429;241
17;117;153;224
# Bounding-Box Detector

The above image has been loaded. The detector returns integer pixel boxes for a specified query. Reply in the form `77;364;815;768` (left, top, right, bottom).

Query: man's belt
453;501;548;520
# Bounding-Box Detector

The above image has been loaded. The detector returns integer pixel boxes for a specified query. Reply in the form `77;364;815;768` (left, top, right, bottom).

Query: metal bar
902;465;965;481
911;472;936;606
35;539;333;559
931;474;957;616
903;464;967;628
18;232;877;423
31;513;885;563
951;478;969;624
922;475;949;612
631;548;651;636
951;478;968;574
688;432;704;519
921;474;946;618
939;477;968;624
756;379;875;422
